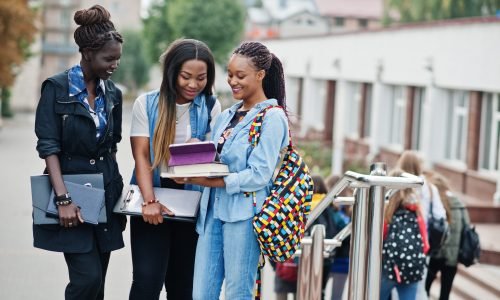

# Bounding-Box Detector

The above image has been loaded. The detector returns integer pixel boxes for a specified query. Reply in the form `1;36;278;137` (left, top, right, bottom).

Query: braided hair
233;42;287;112
73;5;123;52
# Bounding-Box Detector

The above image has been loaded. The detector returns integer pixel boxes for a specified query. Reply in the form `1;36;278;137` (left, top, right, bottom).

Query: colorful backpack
249;106;314;263
382;209;426;284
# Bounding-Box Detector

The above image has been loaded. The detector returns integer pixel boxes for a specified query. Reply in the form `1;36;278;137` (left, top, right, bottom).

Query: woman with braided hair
34;5;124;299
177;41;289;299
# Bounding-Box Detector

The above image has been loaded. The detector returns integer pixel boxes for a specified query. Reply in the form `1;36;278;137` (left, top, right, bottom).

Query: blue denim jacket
131;90;215;187
196;99;289;234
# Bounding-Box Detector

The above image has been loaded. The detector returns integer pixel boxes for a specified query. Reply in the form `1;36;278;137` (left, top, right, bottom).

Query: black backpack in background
458;208;481;267
382;208;426;284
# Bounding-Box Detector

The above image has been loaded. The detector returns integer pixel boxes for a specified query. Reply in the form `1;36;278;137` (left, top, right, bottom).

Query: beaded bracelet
141;199;160;207
56;198;73;206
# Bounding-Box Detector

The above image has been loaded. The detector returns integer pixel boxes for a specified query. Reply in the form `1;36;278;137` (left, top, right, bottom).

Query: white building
263;17;500;207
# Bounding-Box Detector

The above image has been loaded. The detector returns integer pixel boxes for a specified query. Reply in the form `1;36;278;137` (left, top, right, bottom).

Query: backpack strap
248;105;292;150
205;94;216;130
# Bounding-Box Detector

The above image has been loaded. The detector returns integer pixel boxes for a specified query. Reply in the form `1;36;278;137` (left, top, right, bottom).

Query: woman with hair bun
178;41;290;299
34;5;124;299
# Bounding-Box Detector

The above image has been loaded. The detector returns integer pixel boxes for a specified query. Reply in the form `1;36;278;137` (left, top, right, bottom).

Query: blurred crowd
272;150;477;300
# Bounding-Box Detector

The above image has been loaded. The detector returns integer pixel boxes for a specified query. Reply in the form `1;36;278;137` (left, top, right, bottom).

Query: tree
0;0;36;117
385;0;500;23
143;0;245;64
142;0;175;64
112;30;151;97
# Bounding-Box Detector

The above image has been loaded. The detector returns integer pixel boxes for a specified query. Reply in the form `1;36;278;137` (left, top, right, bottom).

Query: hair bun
74;5;111;26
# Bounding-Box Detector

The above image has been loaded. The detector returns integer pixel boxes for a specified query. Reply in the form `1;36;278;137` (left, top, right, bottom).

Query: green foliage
112;30;151;95
296;141;332;178
143;0;245;64
142;0;174;64
385;0;500;23
0;88;12;118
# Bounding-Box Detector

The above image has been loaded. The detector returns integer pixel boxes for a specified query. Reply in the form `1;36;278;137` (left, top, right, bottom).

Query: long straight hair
384;169;421;223
152;39;215;168
397;150;423;176
426;171;452;222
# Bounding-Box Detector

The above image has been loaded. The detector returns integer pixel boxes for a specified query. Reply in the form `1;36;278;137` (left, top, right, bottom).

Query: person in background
396;150;447;300
325;174;351;300
424;172;470;300
273;174;336;300
34;5;125;299
128;39;220;299
380;169;430;300
176;41;289;299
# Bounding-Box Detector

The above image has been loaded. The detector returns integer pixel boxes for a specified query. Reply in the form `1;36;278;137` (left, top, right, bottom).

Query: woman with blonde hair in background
381;169;430;300
397;151;447;299
424;172;471;300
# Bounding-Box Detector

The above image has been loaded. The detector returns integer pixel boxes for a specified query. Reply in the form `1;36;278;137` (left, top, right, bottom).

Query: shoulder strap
248;105;292;149
427;181;434;217
205;95;216;125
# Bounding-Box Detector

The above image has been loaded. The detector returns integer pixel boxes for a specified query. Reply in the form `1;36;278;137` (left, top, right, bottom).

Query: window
444;90;469;162
479;93;500;172
345;82;361;138
387;86;406;148
412;87;425;150
335;17;345;27
358;18;368;28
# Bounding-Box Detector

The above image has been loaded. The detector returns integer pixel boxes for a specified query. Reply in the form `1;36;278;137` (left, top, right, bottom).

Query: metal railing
296;163;423;300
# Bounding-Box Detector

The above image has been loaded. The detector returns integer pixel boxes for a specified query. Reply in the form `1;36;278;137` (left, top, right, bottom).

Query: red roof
315;0;384;19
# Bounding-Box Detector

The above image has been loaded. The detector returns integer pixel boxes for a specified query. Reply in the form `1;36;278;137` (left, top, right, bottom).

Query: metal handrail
306;171;422;230
297;164;423;300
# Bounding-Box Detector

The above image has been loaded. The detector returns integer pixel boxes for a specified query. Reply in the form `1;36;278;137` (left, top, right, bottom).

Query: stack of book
161;141;230;178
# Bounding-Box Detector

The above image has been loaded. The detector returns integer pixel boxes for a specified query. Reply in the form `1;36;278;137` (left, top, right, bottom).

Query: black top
33;70;126;253
216;110;248;154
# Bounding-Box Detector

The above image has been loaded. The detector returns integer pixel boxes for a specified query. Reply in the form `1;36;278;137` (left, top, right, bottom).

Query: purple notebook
168;141;217;166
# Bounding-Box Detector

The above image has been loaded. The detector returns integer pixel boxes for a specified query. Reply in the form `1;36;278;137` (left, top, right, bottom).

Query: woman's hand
185;138;201;143
142;203;174;225
173;177;225;187
58;204;84;228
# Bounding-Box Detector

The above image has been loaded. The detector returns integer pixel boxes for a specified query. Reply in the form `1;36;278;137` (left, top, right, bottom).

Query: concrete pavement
0;102;279;299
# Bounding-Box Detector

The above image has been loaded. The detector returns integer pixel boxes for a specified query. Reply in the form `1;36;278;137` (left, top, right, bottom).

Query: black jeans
64;241;110;300
425;257;458;300
129;179;198;300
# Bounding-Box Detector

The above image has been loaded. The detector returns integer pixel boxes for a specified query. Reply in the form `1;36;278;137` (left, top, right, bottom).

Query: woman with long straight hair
380;169;430;300
129;38;220;299
425;172;470;300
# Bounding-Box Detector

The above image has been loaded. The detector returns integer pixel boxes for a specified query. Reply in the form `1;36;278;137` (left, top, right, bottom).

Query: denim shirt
130;90;214;188
196;99;289;234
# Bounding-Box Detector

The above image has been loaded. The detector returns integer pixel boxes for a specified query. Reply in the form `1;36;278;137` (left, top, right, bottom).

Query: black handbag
427;185;449;255
458;209;480;267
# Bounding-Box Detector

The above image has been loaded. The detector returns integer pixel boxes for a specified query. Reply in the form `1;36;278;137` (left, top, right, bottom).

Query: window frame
444;90;469;164
479;92;500;173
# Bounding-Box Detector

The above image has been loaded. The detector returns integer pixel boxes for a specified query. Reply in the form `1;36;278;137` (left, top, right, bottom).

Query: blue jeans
192;197;261;300
380;276;419;300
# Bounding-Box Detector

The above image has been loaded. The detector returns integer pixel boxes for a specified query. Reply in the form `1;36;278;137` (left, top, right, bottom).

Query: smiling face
227;54;265;102
176;59;208;104
84;39;122;80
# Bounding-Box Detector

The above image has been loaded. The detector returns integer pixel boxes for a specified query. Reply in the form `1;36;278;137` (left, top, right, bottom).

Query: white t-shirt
130;93;220;139
130;93;221;170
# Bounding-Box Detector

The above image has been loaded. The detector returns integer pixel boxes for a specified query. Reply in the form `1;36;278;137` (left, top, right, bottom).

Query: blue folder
30;174;106;225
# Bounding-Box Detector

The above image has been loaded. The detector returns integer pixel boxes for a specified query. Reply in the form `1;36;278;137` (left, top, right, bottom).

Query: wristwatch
54;193;72;206
55;193;71;201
